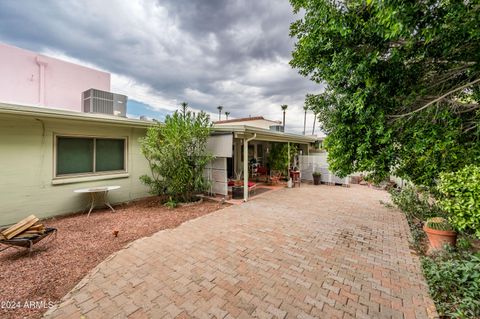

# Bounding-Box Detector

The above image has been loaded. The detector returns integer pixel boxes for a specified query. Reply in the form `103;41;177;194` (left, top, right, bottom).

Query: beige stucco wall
215;119;280;130
0;114;150;226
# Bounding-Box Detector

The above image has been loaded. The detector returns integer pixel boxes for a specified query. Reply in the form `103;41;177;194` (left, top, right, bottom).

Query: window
55;136;126;177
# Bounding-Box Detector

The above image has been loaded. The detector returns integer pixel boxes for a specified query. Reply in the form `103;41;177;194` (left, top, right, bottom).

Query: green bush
389;185;443;221
164;197;178;209
140;107;213;202
437;165;480;238
391;184;480;318
389;185;444;252
422;251;480;318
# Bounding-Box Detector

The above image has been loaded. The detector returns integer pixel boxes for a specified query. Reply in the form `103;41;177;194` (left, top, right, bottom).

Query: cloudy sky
0;0;323;134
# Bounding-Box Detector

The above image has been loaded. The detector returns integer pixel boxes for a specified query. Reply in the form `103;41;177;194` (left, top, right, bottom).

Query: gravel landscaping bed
0;197;227;319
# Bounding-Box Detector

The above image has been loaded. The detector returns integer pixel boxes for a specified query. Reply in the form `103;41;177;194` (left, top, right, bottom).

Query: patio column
287;142;291;176
243;134;256;201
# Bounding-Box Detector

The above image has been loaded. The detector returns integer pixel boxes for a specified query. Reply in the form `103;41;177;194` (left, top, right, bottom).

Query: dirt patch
0;197;228;319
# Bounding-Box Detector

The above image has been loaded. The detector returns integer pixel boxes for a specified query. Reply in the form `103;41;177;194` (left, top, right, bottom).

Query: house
0;102;151;226
207;123;318;201
0;45;317;223
0;101;320;224
0;43;110;111
209;116;319;200
214;116;283;130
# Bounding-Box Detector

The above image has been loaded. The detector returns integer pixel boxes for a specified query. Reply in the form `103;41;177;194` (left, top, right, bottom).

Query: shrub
164;197;178;209
140;108;213;202
389;185;444;252
389;185;443;222
437;165;480;238
422;251;480;318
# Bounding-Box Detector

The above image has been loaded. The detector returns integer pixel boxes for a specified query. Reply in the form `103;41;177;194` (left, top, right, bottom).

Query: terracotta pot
423;225;457;250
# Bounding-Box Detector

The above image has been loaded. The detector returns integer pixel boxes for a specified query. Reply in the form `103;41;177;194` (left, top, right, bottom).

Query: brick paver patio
44;185;437;319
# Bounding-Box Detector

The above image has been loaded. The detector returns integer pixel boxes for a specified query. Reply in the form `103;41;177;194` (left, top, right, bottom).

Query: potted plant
232;171;244;199
312;171;322;185
423;217;457;251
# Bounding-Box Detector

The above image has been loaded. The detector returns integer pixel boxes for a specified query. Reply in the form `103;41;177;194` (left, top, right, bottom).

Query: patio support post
288;142;290;171
243;133;256;201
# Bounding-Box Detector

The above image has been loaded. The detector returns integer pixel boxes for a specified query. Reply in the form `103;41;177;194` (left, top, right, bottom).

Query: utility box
82;89;127;117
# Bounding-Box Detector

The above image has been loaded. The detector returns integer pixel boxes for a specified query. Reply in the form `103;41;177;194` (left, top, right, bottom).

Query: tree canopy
290;0;480;186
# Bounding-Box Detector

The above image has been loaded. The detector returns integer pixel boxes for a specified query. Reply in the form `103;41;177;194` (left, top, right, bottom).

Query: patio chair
256;166;268;182
268;170;282;185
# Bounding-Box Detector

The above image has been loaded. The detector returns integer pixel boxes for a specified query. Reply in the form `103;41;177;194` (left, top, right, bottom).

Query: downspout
36;56;48;105
243;133;256;201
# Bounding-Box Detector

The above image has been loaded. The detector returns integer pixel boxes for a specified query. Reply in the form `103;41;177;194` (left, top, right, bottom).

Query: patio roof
0;102;152;128
212;124;318;144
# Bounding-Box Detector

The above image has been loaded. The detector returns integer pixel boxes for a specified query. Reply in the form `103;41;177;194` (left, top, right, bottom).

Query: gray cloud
0;0;322;133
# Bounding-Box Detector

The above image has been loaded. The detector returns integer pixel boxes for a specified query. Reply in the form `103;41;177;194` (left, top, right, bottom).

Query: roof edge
214;116;281;125
0;102;153;128
212;124;319;143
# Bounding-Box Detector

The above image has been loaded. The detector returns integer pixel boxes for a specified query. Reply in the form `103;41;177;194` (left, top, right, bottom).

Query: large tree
290;0;480;187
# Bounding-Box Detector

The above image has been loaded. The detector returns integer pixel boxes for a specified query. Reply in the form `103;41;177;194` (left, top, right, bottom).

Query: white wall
215;119;280;129
299;152;350;184
204;158;228;196
206;134;233;157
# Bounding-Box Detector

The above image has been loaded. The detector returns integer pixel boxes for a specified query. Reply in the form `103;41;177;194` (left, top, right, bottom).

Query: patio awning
212;125;318;144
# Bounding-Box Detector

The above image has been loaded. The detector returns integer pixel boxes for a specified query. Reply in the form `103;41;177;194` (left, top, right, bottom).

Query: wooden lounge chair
0;227;57;254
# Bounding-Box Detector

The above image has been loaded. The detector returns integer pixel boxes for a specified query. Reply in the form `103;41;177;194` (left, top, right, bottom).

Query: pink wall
0;43;110;112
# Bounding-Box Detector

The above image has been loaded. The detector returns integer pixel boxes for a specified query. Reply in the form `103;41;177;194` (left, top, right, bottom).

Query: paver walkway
44;185;437;319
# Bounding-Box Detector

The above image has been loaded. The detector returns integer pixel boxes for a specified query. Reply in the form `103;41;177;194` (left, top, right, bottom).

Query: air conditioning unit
82;89;127;117
269;125;284;132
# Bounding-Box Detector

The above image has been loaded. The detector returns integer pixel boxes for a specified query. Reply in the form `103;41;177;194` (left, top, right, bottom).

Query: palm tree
225;111;230;120
180;102;188;119
217;105;223;120
303;105;309;135
312;110;318;135
281;104;288;131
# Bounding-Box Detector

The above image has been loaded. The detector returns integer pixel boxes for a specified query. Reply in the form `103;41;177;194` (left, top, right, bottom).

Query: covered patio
210;125;317;201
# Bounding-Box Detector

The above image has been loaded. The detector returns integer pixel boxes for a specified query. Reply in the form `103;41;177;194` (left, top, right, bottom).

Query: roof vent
82;88;127;117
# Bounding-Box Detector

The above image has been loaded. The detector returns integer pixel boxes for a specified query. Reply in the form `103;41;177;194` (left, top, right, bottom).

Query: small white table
74;186;120;217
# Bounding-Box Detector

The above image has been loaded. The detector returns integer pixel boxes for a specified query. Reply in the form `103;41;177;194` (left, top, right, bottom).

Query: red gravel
0;197;227;319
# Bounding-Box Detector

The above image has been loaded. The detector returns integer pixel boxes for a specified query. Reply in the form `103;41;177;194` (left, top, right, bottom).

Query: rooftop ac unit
269;125;284;132
82;89;127;117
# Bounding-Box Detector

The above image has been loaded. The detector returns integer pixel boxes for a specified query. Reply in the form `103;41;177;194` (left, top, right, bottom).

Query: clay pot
423;225;457;250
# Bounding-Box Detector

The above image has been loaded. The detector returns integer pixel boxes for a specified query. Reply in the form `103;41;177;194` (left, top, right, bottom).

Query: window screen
56;137;94;175
96;139;125;172
56;136;126;177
